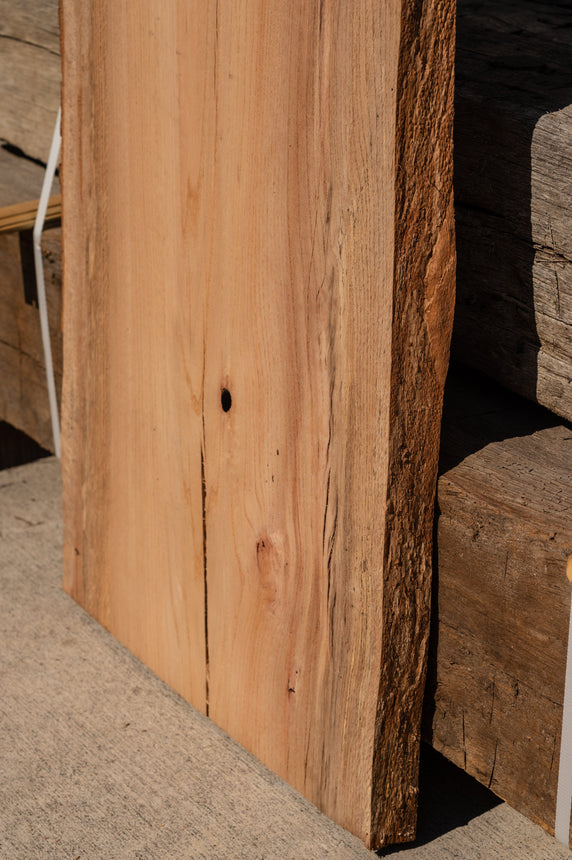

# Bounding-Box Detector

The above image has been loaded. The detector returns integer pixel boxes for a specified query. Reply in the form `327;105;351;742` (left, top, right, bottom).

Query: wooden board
0;196;61;234
60;1;455;848
454;0;572;422
426;364;572;843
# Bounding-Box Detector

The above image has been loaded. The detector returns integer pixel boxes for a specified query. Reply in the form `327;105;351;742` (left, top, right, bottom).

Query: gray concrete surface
1;457;571;859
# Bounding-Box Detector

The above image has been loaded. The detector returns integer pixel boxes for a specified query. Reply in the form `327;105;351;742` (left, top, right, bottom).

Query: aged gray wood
0;225;62;452
454;0;572;422
0;146;50;207
426;364;572;843
0;0;61;161
0;0;62;451
0;147;62;452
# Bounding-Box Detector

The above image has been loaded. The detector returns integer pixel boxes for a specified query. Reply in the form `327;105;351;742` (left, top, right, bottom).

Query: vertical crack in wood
488;740;498;790
201;415;210;716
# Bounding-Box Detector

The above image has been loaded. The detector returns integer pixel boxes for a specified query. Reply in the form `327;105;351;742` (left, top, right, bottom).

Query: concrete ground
1;456;571;859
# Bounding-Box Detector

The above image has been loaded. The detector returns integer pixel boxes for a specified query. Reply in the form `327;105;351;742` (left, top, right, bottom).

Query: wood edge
59;0;84;606
368;0;456;848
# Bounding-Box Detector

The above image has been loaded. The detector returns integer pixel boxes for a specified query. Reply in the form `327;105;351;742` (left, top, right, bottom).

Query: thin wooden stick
0;195;61;234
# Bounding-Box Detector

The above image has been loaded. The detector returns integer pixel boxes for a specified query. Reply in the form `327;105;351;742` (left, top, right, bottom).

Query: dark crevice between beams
1;140;58;174
0;32;60;57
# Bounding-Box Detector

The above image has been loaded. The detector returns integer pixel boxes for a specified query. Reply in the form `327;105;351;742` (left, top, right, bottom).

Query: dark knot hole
221;388;232;412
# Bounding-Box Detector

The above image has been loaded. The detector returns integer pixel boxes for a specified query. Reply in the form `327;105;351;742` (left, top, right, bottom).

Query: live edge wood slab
60;1;455;848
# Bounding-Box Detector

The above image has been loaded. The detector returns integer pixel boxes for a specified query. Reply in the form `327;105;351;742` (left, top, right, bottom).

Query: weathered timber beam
0;0;61;163
426;362;572;843
454;0;572;422
0;146;62;452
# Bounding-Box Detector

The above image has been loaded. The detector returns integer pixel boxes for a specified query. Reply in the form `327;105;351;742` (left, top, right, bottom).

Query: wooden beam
0;225;62;452
427;364;572;843
454;0;572;423
60;0;455;848
0;147;62;452
0;0;61;162
0;196;62;234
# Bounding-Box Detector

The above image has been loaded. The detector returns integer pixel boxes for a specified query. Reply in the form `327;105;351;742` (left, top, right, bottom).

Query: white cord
555;578;572;844
33;106;61;458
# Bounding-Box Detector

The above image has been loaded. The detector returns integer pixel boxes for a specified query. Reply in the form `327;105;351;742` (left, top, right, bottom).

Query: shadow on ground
378;745;503;856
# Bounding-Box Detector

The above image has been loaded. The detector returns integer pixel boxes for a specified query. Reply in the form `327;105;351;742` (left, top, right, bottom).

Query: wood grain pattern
427;366;572;843
61;1;455;848
61;0;208;706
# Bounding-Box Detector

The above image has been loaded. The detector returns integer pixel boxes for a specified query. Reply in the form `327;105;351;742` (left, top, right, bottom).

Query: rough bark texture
60;1;455;848
372;0;456;843
426;364;572;843
454;0;572;422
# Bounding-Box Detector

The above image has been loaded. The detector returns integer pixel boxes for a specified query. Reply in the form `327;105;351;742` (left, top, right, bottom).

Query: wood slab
426;364;572;843
61;1;455;848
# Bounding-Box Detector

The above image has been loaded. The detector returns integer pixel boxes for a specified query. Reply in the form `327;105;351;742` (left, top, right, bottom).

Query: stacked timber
453;0;572;421
427;0;572;845
0;0;62;453
427;364;572;841
1;0;569;848
0;157;62;454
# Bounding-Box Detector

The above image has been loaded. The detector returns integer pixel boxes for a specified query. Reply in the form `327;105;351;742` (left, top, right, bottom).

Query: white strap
33;107;62;458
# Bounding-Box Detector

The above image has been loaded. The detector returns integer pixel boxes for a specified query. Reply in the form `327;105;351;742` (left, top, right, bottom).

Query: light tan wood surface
61;1;455;848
